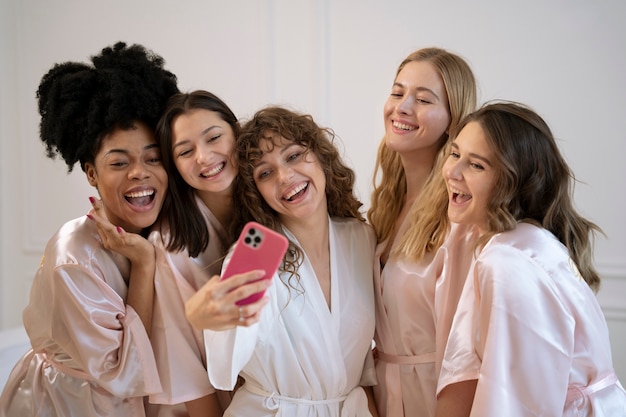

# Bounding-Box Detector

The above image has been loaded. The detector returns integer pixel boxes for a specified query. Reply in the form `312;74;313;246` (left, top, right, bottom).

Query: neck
197;188;233;227
283;210;329;259
400;151;437;204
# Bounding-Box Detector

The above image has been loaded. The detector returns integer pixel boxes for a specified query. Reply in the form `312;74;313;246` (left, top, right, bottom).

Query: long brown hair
457;101;602;291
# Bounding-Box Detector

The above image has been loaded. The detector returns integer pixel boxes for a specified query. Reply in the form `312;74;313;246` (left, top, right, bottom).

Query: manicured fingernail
86;214;94;220
116;226;123;234
89;196;96;204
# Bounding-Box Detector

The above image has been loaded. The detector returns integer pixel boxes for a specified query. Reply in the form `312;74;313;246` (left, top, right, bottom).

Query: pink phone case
221;221;289;306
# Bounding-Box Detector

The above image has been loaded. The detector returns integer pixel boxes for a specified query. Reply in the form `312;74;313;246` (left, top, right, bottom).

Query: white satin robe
0;216;161;417
148;195;229;407
438;222;626;416
204;218;377;417
373;222;477;417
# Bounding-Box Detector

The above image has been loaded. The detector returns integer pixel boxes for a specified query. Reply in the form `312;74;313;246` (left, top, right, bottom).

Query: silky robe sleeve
40;263;162;397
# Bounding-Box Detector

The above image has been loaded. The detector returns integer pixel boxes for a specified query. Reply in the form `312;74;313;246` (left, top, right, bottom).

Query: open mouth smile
283;182;308;201
124;189;156;207
201;162;225;178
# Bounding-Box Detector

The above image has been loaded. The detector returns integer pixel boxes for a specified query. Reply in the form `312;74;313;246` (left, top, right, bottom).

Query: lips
283;182;308;201
450;187;471;204
392;120;417;131
200;162;225;178
124;188;156;207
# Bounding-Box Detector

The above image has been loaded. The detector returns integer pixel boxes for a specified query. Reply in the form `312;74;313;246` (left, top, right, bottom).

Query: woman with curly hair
0;42;178;417
201;106;378;416
367;47;478;417
436;102;626;416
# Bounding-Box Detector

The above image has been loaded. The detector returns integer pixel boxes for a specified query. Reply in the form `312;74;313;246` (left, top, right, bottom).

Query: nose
196;146;212;165
443;158;462;181
129;162;150;180
396;95;414;115
277;165;294;184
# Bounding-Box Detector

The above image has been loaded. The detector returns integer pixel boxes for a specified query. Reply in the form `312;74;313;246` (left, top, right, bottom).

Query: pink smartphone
221;221;289;306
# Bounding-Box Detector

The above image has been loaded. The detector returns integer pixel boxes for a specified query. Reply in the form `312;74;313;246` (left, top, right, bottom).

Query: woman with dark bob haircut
200;106;379;416
435;102;626;417
0;42;179;417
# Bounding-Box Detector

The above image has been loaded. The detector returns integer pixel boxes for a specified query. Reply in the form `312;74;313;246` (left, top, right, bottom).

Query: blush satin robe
438;222;626;416
372;222;477;417
148;194;231;411
0;216;161;417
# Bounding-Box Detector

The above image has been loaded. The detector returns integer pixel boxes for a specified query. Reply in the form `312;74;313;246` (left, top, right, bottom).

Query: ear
85;162;98;187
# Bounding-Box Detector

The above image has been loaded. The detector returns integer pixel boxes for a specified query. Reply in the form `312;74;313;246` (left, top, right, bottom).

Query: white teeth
201;162;224;178
125;189;154;198
393;121;416;131
451;187;469;197
284;182;307;200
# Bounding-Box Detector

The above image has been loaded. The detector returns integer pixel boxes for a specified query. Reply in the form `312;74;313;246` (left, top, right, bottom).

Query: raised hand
87;196;156;334
185;270;271;331
87;197;154;264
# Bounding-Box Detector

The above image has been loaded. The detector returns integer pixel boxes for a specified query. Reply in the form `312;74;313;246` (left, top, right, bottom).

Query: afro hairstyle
37;41;179;172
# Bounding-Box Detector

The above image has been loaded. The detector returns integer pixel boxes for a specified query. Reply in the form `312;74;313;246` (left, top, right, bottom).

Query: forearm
435;379;477;417
364;385;379;417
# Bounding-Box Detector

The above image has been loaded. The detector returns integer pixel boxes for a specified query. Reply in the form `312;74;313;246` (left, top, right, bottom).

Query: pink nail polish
89;196;96;204
86;214;94;220
116;226;123;234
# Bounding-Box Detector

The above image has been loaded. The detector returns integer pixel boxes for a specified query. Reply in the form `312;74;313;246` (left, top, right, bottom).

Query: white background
1;0;625;380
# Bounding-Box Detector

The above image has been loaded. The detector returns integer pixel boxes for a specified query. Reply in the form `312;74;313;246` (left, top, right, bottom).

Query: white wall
1;0;625;379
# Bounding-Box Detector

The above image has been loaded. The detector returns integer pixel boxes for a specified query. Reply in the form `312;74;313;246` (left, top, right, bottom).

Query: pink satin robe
0;216;161;417
148;195;230;408
373;222;477;417
438;223;626;416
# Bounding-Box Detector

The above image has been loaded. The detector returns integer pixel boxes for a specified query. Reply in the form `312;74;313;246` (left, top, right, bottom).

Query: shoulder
481;223;566;264
42;216;122;273
475;223;570;296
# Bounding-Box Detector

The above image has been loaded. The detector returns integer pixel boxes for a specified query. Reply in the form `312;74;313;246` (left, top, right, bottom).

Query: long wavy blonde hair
368;47;477;261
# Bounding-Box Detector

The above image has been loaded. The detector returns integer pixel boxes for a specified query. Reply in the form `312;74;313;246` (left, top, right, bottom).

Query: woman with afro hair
0;42;179;417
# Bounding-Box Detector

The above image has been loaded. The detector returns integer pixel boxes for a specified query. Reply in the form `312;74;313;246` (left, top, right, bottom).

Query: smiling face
171;108;237;196
384;60;452;160
252;135;327;227
85;122;168;234
442;121;497;235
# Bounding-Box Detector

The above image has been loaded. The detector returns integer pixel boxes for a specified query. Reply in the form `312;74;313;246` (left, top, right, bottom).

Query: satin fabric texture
438;222;626;416
373;222;477;417
0;217;161;417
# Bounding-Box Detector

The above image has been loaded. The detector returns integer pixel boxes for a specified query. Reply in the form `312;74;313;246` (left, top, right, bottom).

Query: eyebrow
172;125;220;150
450;142;493;167
253;142;299;168
104;143;159;157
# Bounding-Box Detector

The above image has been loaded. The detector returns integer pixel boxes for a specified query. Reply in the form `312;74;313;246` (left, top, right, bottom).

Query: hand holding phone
221;221;289;306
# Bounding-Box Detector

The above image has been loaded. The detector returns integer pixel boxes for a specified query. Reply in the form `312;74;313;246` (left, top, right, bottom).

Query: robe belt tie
566;371;618;410
243;380;348;410
377;350;436;364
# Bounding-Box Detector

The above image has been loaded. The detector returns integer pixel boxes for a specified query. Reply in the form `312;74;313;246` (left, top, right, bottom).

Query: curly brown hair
231;106;364;293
